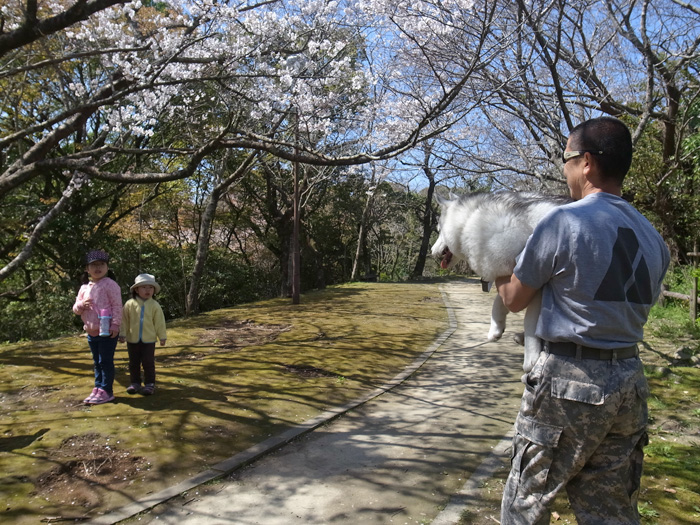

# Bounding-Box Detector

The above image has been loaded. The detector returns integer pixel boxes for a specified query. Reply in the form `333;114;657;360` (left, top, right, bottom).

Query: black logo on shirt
594;227;653;304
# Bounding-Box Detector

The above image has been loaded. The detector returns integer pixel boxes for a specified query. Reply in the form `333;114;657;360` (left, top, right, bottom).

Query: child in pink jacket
72;250;122;405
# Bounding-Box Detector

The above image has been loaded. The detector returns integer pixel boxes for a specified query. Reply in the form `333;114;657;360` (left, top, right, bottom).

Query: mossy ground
0;282;447;524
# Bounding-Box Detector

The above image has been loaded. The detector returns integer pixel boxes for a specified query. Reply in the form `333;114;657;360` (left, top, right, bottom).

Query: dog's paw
522;336;543;372
512;332;525;346
487;324;505;341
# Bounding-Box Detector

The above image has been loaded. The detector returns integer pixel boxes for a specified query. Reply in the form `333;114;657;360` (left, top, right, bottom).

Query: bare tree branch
0;172;86;281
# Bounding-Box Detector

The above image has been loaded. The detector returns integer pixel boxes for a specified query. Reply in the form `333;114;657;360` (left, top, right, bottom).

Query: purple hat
86;250;110;264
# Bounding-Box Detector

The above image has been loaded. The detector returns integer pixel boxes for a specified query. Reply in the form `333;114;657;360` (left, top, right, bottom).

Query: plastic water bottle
98;309;112;336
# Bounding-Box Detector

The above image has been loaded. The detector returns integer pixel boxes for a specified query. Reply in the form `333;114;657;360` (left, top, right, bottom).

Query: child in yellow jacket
119;274;167;395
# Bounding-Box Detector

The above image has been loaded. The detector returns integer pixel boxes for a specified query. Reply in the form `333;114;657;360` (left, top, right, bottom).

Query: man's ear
582;153;610;189
582;152;596;177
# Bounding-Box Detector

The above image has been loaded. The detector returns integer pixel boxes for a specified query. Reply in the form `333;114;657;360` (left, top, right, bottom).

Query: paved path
97;280;525;524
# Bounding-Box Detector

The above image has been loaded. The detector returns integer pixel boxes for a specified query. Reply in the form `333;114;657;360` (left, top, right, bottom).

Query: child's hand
118;337;125;343
109;328;119;338
83;298;93;310
160;339;166;346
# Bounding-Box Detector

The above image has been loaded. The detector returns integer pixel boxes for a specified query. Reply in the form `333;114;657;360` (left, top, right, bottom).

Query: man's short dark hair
569;117;633;184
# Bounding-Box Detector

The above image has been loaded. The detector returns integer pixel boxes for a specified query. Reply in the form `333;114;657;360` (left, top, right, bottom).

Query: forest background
1;0;699;343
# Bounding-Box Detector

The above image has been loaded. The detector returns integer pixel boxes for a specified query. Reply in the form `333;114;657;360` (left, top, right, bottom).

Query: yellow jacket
120;297;167;344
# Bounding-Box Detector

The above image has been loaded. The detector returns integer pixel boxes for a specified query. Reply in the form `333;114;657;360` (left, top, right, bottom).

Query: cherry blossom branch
0;0;130;57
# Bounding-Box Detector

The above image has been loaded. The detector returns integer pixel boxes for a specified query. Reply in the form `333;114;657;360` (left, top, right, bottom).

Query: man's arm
495;274;539;313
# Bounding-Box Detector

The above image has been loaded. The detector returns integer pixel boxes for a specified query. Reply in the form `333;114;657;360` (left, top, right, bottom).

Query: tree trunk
185;153;258;315
351;189;374;281
292;148;301;304
186;190;219;316
411;145;437;279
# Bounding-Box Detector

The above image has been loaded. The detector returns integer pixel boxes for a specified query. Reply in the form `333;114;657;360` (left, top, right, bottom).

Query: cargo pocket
631;375;650;508
551;377;605;405
504;414;562;513
635;375;649;401
628;431;649;508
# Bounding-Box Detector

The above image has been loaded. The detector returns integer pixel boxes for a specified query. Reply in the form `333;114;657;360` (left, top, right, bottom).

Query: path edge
430;433;513;525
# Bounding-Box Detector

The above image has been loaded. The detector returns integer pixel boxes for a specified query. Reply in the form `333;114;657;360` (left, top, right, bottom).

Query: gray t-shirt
514;192;670;348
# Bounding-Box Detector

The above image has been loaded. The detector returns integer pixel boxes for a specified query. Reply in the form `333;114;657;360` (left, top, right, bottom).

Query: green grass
641;364;700;525
647;302;700;341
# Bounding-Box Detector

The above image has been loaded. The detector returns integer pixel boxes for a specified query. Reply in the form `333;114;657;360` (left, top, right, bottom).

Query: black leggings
127;341;156;385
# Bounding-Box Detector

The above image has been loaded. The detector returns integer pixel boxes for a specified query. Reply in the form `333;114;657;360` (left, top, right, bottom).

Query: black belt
544;341;638;360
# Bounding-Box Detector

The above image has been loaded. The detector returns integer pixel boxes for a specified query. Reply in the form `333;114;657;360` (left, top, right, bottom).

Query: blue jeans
87;334;118;394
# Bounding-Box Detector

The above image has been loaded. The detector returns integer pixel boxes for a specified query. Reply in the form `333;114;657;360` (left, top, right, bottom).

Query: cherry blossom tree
4;0;696;300
1;0;495;285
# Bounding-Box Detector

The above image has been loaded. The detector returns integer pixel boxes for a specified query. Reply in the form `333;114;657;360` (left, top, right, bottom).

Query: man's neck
581;181;622;198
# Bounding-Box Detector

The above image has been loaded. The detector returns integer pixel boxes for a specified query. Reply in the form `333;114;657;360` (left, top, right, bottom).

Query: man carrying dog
495;117;670;524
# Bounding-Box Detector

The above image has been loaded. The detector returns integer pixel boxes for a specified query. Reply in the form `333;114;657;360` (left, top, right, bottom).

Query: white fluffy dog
431;191;570;371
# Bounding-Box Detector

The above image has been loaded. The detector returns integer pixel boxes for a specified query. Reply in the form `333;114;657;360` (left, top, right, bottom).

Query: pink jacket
72;277;123;336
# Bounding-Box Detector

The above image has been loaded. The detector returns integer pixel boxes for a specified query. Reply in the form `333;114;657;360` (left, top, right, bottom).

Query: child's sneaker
83;387;99;404
126;383;140;395
89;388;115;405
140;384;155;396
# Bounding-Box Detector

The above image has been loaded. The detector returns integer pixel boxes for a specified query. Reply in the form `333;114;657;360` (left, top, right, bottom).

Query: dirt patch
282;364;342;378
34;433;147;509
1;385;61;404
160;319;291;365
201;319;291;348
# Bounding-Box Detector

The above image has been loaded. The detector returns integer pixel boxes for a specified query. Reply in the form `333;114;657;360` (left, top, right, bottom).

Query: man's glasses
562;150;604;163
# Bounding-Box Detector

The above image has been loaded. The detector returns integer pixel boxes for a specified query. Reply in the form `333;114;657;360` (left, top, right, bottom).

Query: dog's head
431;194;462;269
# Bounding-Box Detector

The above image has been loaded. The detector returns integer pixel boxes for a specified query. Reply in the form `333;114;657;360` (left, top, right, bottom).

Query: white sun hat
130;273;161;294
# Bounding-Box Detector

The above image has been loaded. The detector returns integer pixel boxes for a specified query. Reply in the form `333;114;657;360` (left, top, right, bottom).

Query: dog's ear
435;193;447;206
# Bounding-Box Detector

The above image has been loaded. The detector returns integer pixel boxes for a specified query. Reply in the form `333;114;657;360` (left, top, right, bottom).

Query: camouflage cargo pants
501;351;649;525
